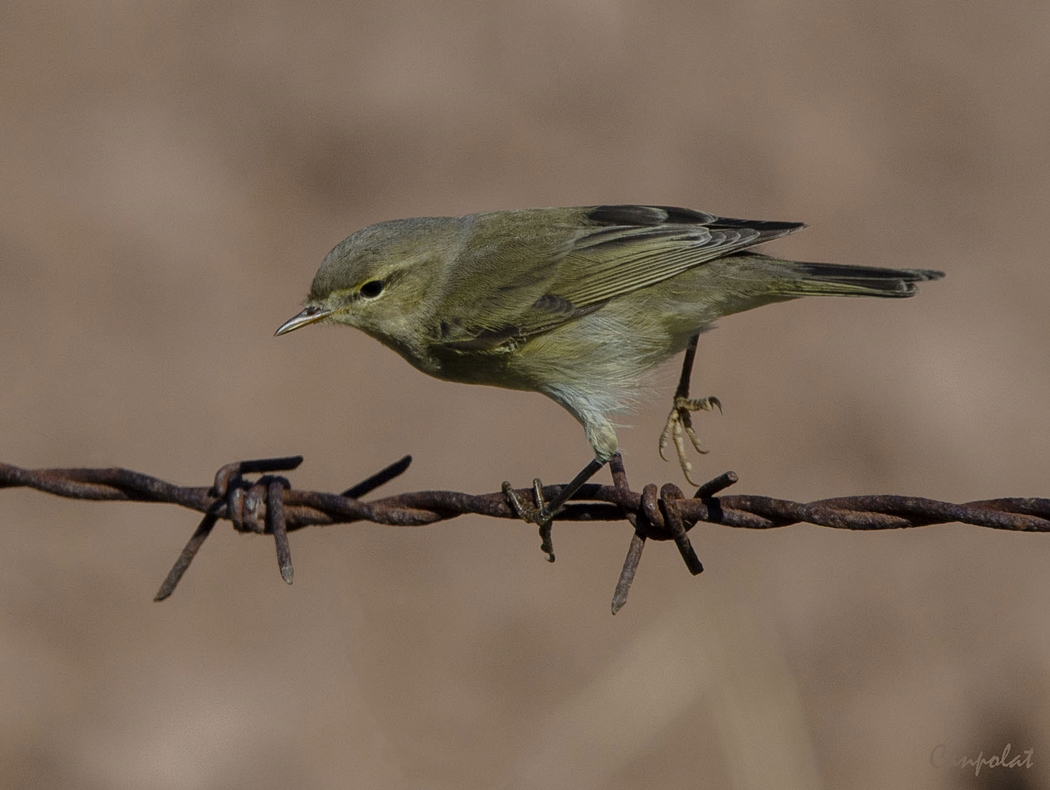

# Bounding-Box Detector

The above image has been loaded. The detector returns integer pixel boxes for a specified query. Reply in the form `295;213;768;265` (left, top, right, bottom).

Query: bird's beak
274;305;336;336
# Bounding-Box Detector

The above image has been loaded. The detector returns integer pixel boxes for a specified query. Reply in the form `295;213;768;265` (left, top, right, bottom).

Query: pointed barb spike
342;455;412;498
611;532;646;614
153;510;220;602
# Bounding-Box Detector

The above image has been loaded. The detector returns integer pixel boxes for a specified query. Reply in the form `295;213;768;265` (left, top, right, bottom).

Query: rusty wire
2;455;1048;613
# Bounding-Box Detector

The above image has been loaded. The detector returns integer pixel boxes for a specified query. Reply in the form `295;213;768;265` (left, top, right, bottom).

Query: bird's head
275;217;460;348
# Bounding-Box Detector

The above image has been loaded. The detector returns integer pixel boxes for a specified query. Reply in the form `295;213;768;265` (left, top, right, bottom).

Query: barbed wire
2;455;1048;613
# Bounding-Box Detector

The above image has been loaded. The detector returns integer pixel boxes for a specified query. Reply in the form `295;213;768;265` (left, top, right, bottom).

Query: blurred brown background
2;1;1049;787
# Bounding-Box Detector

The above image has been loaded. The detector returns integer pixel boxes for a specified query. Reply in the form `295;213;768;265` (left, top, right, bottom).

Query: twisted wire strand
3;456;1047;612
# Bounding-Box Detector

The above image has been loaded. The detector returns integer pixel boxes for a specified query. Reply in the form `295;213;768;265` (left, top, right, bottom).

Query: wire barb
2;456;1049;611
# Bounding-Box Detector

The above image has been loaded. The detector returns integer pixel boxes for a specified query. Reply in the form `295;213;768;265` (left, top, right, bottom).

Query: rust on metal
2;456;1048;612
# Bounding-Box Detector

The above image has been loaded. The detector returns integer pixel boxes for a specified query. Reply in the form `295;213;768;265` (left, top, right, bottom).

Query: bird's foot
659;395;723;485
502;479;556;562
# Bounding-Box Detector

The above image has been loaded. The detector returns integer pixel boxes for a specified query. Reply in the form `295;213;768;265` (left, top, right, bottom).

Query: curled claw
502;479;556;562
658;396;723;485
501;458;606;564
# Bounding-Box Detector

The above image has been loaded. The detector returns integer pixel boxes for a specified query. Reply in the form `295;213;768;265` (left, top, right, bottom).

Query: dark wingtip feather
586;205;805;235
708;216;807;234
583;203;802;231
586;205;709;226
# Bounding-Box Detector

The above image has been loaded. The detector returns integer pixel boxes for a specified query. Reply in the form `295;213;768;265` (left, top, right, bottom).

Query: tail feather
790;261;944;298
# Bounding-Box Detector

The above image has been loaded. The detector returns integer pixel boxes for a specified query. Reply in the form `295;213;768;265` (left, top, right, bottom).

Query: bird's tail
784;260;945;298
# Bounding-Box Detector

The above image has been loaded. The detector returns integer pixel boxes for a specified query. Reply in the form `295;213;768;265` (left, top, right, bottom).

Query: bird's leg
502;457;606;562
659;333;722;485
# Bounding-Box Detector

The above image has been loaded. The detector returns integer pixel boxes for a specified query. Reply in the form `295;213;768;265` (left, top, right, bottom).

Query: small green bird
276;205;943;558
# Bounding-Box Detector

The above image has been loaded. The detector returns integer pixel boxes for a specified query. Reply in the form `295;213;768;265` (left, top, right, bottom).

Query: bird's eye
360;280;384;298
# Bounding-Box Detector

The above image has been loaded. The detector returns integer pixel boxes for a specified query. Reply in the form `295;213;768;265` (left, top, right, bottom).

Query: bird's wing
434;205;804;350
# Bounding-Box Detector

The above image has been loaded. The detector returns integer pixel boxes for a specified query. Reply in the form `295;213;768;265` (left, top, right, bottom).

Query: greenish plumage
277;205;943;466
